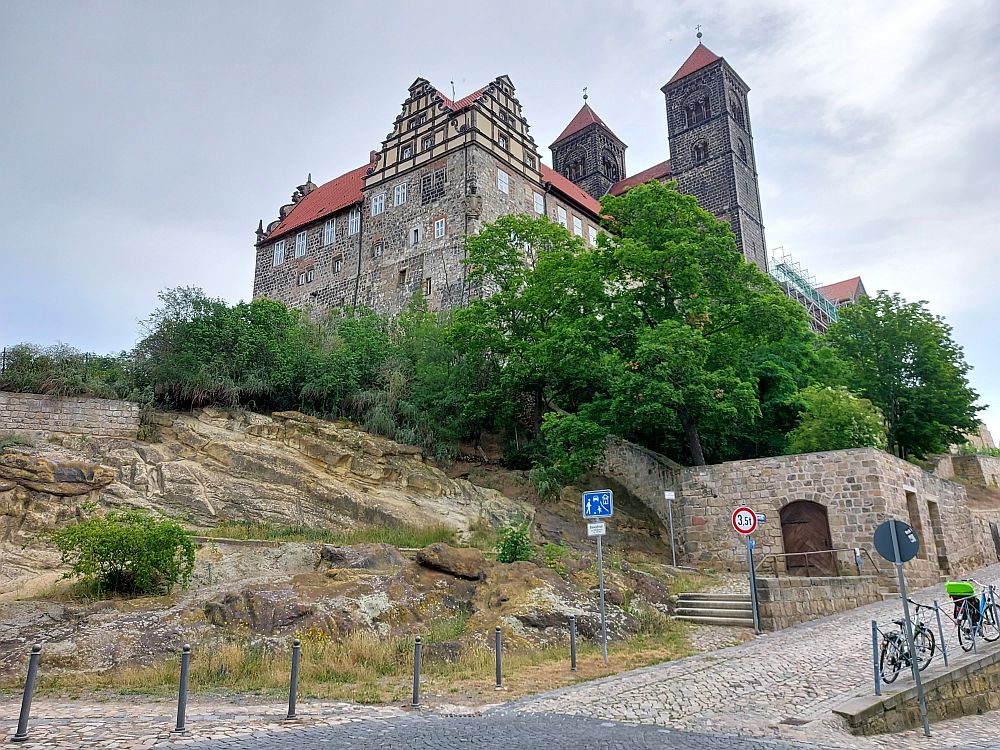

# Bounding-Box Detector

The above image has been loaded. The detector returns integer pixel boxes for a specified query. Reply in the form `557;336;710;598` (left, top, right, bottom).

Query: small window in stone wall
297;272;306;286
525;153;536;169
372;241;383;258
556;206;567;227
425;277;432;295
394;183;407;206
334;257;343;273
324;218;336;245
573;216;583;237
435;218;446;238
371;193;386;216
497;168;509;194
738;140;748;163
685;96;711;127
589;225;598;246
410;226;421;246
272;239;285;266
400;142;414;159
693;141;709;164
498;132;508;150
533;191;544;215
295;231;307;257
349;208;361;235
422;134;435;151
306;269;315;283
398;269;407;288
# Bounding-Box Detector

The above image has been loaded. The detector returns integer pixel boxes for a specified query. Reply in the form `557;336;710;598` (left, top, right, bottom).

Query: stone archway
780;501;836;576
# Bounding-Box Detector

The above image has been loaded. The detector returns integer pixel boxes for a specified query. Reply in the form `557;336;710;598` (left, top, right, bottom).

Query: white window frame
371;193;385;216
589;226;598;247
272;239;285;266
306;269;315;283
410;226;421;246
572;216;583;237
323;218;335;246
497;168;509;194
394;183;407;206
556;206;567;227
498;133;508;150
422;134;434;151
533;191;544;215
334;258;343;273
348;208;360;235
297;272;306;286
373;242;383;258
434;218;445;238
295;231;307;257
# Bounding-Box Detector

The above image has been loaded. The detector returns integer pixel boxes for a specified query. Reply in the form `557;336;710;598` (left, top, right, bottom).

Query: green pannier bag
945;581;975;598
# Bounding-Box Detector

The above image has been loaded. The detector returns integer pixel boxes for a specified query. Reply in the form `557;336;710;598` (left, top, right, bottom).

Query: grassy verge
14;620;693;705
200;520;456;549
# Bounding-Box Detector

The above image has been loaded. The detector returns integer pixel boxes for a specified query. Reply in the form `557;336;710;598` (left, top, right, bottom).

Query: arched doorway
780;501;835;576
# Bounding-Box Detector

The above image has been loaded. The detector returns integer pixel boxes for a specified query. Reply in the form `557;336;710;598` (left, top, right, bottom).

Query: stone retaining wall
0;391;139;440
755;575;882;631
599;436;683;536
834;645;1000;734
951;454;1000;487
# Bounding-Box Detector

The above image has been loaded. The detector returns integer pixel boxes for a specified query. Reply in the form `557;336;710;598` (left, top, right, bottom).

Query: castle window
418;113;428;125
394;183;407;206
738;140;748;163
731;97;745;128
693;141;709;164
323;218;335;245
524;154;536;169
589;226;598;247
601;149;620;182
348;208;360;235
410;226;421;246
685;96;711;127
334;257;343;273
400;143;414;159
425;277;432;296
556;206;567;227
573;216;583;237
498;133;509;150
371;193;386;216
372;241;383;258
306;269;315;283
294;231;307;258
272;239;285;266
408;118;418;130
297;272;307;286
435;218;446;238
398;269;407;288
533;191;544;215
497;168;509;194
421;134;435;151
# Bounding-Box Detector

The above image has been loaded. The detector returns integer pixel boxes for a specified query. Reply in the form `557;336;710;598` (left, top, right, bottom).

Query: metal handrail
754;547;882;577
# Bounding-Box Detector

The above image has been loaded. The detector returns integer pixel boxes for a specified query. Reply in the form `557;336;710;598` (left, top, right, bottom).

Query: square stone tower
662;42;768;272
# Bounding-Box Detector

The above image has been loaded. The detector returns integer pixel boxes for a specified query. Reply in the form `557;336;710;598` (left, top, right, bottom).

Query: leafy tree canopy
785;385;887;454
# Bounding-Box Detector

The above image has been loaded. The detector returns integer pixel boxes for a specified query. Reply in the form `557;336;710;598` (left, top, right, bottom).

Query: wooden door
780;501;836;576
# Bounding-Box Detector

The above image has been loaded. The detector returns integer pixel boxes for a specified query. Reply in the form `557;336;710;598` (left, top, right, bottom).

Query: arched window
692;141;709;164
601;149;620;182
738;140;748;162
685;96;711;127
731;96;745;128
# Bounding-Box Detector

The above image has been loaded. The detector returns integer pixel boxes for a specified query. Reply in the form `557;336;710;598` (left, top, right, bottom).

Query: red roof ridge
551;103;612;147
435;87;486;111
665;43;722;86
608;159;672;196
816;276;865;304
540;164;602;216
262;163;369;243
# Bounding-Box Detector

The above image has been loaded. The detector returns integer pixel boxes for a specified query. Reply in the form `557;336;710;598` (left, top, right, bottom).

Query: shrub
51;510;195;595
786;385;887;454
495;521;533;563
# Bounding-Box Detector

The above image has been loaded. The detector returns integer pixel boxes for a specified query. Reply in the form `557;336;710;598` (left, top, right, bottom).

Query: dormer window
400;143;414;159
422;134;435;151
498;133;509;150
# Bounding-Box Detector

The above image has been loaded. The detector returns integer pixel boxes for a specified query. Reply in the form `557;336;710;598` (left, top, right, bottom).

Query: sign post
732;506;761;633
873;519;930;738
664;491;677;567
583;490;613;665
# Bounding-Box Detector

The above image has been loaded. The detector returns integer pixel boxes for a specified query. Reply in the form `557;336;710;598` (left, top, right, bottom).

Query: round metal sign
873;519;920;564
732;506;757;535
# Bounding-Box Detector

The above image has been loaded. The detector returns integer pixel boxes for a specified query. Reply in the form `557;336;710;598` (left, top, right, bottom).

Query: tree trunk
681;412;707;466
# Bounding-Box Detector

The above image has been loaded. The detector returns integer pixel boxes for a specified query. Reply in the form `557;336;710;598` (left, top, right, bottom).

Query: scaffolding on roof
768;248;839;333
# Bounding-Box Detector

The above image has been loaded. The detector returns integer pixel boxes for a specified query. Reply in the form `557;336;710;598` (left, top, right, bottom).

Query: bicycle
947;578;1000;652
878;602;935;684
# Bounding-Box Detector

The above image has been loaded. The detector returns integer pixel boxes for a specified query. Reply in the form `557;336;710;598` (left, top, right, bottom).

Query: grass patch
0;434;35;450
201;520;456;549
466;517;499;552
14;619;694;704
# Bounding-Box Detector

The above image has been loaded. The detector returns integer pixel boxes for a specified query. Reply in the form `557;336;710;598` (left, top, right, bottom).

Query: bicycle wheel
880;637;903;683
980;602;1000;643
957;618;976;652
914;624;935;671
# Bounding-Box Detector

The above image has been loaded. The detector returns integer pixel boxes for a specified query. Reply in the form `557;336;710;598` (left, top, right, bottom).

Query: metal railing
754;547;882;578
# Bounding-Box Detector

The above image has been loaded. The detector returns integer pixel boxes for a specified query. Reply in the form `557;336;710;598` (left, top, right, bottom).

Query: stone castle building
252;41;847;320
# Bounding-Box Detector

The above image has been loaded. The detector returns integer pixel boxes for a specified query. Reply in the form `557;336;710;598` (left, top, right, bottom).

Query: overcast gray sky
2;0;997;436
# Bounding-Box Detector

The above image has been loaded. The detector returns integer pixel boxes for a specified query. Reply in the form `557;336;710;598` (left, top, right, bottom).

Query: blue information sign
583;489;614;519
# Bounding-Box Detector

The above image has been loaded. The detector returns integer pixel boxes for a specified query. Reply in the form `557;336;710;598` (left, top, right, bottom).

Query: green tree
786;385;887;454
529;412;608;498
825;292;980;458
51;510;195;595
597;181;814;465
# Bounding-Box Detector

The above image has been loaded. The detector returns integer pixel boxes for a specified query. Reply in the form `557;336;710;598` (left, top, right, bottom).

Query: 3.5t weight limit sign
732;506;758;535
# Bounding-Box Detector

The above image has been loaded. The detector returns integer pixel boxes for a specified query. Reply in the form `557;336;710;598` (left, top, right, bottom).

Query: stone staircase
673;591;755;627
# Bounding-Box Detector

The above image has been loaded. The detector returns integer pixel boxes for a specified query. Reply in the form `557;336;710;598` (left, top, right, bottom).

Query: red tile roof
551;104;610;147
666;43;721;86
435;88;486;111
816;276;865;305
608;159;672;196
263;163;369;243
541;164;602;216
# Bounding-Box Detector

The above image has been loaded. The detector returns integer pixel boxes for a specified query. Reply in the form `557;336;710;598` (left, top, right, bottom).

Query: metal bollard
495;626;503;689
933;600;948;667
11;643;42;743
569;616;577;673
285;638;301;720
411;636;422;708
173;644;191;734
871;621;881;697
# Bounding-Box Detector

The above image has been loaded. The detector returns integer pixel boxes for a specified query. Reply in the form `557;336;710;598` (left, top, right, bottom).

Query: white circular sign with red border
732;506;757;535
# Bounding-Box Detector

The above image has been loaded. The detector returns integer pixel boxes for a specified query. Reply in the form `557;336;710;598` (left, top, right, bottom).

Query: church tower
550;101;627;198
662;39;768;272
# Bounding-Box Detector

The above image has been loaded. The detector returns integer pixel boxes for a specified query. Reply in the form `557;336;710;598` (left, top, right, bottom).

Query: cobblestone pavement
3;565;999;749
519;562;1000;749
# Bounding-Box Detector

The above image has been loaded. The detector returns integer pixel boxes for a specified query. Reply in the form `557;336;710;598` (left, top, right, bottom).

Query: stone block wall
755;575;882;631
952;455;1000;487
0;391;139;439
599;436;683;539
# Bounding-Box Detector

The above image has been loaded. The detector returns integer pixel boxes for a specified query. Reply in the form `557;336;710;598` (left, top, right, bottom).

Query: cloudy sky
2;1;998;435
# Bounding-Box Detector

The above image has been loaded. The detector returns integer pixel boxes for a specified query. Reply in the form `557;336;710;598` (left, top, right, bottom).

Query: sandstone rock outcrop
416;543;487;580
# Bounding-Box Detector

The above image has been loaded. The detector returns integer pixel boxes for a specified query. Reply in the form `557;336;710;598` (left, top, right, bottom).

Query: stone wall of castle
0;391;139;440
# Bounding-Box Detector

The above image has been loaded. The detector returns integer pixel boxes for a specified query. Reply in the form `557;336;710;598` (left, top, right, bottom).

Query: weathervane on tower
582;86;588;102
695;24;703;43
